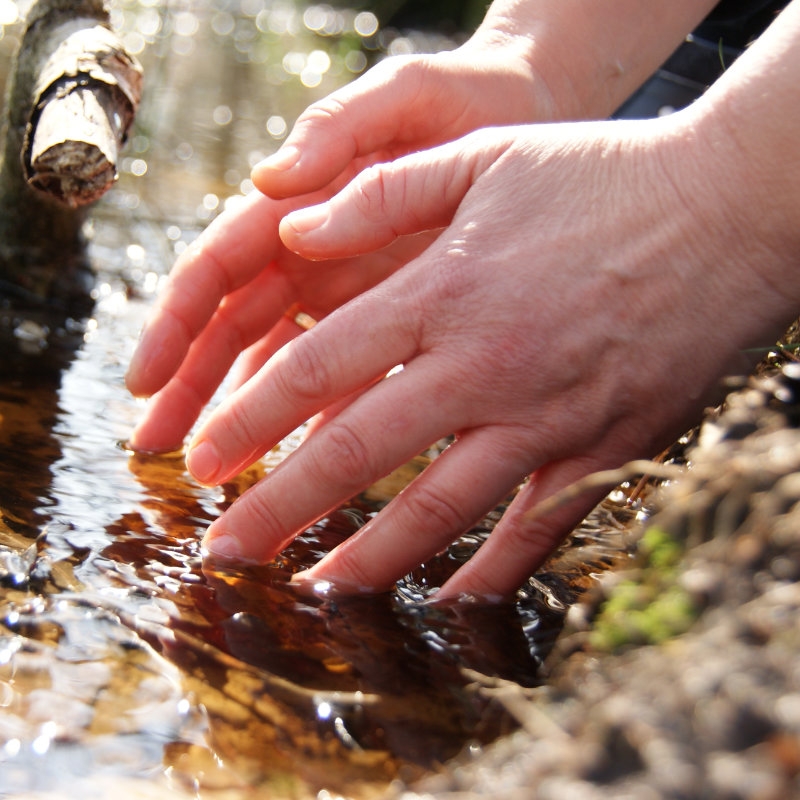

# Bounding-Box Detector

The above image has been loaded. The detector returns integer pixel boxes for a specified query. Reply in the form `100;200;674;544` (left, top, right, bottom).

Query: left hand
125;189;434;451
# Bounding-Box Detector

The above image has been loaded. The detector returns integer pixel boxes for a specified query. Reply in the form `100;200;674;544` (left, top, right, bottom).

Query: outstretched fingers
290;426;535;594
125;191;292;399
127;266;295;452
197;353;475;566
184;285;420;489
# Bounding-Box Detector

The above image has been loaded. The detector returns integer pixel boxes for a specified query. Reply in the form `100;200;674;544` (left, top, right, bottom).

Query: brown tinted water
0;2;636;797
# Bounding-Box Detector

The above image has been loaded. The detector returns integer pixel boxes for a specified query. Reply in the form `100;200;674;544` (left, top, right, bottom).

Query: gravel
393;364;800;800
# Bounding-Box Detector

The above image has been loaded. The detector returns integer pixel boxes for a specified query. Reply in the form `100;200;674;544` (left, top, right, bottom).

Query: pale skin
126;0;800;600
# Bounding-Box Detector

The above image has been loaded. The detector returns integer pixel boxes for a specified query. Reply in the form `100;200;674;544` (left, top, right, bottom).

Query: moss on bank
590;526;698;651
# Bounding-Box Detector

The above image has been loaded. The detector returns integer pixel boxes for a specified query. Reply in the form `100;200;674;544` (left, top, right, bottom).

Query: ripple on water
0;253;635;796
0;2;637;796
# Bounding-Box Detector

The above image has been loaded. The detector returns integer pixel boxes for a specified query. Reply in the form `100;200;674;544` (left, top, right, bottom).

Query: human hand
250;0;721;204
125;187;435;451
125;21;547;452
177;112;796;601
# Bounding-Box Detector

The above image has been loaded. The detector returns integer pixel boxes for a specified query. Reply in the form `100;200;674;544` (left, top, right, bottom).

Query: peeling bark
23;11;142;206
0;0;142;310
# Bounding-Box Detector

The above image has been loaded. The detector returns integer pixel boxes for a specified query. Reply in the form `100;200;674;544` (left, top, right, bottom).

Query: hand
250;0;723;204
125;29;546;453
251;33;548;202
168;113;794;601
127;1;800;600
125;188;435;451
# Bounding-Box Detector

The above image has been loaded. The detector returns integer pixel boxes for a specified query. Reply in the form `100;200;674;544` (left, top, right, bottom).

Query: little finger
438;453;620;600
290;426;534;594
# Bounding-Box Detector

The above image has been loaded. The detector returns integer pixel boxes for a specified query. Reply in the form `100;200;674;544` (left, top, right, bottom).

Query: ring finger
198;353;496;566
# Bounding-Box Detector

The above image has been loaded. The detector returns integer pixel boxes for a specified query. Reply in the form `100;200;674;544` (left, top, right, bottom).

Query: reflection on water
0;2;637;797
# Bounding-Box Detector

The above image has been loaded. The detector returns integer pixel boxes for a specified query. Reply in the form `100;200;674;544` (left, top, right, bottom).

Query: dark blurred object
697;0;789;49
616;0;788;119
333;0;487;34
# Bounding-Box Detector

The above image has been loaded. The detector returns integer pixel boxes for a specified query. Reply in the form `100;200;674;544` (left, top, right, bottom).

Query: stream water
0;2;637;797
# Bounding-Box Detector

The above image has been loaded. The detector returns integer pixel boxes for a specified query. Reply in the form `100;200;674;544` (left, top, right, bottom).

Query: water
0;2;637;797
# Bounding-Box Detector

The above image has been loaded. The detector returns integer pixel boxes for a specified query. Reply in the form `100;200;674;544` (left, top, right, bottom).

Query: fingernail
257;145;300;173
186;439;221;484
202;531;245;561
290;570;336;596
284;204;329;234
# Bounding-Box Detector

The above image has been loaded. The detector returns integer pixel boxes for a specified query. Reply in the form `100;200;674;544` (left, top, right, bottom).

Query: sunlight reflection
0;0;17;27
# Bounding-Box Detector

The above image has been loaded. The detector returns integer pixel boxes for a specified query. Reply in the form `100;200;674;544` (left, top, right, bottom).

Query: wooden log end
25;83;124;206
22;20;142;208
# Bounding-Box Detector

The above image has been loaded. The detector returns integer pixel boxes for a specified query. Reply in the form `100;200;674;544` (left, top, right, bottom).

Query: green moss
639;525;685;570
589;525;698;652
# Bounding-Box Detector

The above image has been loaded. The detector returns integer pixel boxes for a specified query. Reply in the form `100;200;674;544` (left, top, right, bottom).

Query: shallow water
0;2;636;797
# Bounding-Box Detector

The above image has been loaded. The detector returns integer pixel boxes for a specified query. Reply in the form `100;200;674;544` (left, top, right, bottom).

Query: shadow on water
0;2;637;797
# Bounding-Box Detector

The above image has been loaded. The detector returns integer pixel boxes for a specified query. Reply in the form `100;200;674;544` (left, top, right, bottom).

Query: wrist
472;0;719;122
686;5;800;313
455;23;557;122
466;7;567;122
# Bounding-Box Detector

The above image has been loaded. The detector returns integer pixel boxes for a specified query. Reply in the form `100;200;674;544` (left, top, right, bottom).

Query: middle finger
197;351;463;564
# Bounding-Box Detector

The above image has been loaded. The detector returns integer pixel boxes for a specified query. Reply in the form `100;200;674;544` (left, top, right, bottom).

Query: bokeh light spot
354;11;378;37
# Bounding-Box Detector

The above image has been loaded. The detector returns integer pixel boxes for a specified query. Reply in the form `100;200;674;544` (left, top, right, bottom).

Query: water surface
0;3;636;797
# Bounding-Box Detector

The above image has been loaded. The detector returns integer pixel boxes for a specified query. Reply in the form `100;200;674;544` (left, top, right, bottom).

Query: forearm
473;0;719;119
686;0;800;308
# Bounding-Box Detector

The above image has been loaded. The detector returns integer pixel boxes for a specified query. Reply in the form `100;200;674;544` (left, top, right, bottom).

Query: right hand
188;113;797;599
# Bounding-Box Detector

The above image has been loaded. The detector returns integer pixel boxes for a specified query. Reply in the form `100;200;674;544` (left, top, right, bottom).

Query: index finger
125;191;293;399
252;57;434;200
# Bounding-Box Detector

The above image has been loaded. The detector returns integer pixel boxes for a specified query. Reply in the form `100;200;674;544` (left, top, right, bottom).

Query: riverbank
396;360;800;799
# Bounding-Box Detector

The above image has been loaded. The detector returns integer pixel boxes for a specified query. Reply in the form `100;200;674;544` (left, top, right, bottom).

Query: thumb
278;129;512;260
252;56;440;200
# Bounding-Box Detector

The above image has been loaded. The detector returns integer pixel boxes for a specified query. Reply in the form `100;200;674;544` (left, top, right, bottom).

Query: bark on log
0;0;142;309
23;12;142;207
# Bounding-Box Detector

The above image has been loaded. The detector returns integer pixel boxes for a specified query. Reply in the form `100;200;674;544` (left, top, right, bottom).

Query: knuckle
406;483;468;537
296;95;348;129
324;545;379;591
234;489;290;557
352;165;392;223
307;420;374;489
503;517;564;562
220;400;263;454
277;336;336;402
